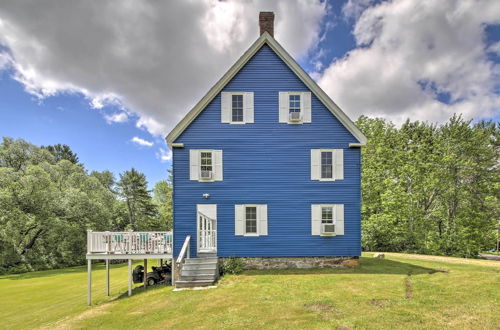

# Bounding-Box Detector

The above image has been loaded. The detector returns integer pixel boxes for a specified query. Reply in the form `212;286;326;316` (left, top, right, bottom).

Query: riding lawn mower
132;262;172;286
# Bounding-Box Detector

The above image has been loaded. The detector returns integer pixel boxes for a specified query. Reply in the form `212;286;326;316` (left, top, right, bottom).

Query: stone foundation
219;256;359;270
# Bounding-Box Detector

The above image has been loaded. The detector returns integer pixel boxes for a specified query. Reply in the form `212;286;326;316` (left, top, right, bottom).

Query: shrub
220;256;244;276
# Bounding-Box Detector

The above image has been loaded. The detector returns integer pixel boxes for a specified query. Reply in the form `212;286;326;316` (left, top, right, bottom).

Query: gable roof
166;32;367;147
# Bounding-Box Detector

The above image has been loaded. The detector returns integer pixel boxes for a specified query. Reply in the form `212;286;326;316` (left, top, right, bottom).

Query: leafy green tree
358;116;499;257
116;168;157;230
42;144;80;165
153;172;173;230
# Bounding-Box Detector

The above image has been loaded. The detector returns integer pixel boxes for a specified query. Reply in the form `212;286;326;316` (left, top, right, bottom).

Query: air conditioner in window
200;171;213;179
289;111;301;122
321;223;336;236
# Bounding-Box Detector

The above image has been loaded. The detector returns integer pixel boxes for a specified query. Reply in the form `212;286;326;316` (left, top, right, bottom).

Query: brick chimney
259;12;275;37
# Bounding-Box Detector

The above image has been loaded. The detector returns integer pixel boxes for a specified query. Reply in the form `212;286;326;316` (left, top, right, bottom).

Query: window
289;94;301;121
200;151;213;179
235;204;267;236
232;94;244;122
190;149;223;182
311;204;344;236
245;206;257;234
222;92;253;124
279;92;311;123
321;151;333;179
321;206;335;235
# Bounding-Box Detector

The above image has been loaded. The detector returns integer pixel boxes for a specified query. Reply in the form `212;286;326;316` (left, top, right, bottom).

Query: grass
0;253;499;329
483;251;500;256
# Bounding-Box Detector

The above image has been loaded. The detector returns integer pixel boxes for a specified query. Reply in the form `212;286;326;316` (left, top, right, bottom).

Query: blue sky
0;0;499;187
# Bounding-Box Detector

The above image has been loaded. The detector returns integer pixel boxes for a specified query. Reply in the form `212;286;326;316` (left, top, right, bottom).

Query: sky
0;0;499;187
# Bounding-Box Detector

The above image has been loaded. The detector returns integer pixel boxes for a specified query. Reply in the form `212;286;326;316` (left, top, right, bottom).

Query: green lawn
1;253;499;329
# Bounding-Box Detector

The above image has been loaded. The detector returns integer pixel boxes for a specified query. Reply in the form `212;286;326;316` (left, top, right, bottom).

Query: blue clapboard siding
173;44;361;258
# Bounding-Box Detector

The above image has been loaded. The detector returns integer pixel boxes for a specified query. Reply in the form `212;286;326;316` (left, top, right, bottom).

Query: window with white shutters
311;149;344;181
311;204;344;236
279;91;311;123
221;92;254;124
190;149;223;182
235;204;268;236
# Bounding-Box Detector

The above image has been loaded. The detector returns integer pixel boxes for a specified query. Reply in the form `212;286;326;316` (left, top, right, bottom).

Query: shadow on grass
0;262;125;280
241;257;437;276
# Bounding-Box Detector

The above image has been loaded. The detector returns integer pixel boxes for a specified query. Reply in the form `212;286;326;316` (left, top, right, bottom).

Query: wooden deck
86;230;174;305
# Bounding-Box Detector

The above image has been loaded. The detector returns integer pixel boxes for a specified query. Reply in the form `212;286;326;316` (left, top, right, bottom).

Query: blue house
167;13;367;288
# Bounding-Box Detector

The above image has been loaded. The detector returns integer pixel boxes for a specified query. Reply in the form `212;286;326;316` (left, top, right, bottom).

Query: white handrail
176;235;191;264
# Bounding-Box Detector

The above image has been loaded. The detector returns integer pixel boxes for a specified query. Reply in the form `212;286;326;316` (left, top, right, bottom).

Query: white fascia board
165;32;367;146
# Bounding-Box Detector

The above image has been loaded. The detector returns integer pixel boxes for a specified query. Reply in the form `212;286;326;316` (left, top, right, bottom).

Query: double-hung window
200;151;213;180
190;149;223;182
279;92;311;123
321;206;335;234
321;151;333;179
245;206;257;234
311;204;344;236
311;149;343;181
232;94;244;122
289;94;301;121
221;92;254;124
235;204;268;236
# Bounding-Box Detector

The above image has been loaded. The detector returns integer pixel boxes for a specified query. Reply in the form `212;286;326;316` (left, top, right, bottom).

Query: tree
358;116;499;257
116;168;157;230
153;171;173;230
42;144;80;165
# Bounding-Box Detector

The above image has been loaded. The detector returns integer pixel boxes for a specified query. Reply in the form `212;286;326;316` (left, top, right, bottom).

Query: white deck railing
87;230;173;255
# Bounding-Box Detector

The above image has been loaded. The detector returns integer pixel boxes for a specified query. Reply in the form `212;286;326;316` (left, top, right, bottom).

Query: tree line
358;115;499;257
0;138;172;273
0;114;498;273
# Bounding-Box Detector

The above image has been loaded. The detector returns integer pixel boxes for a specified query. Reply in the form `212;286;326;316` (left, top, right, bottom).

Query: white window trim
318;149;336;182
319;204;337;237
243;204;259;236
198;150;215;182
229;92;245;124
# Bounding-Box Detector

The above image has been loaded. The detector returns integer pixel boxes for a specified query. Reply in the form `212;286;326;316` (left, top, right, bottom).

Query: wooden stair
175;255;218;289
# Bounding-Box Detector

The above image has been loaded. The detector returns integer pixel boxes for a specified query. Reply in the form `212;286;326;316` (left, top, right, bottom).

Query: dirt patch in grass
304;303;340;320
405;275;413;299
370;299;391;307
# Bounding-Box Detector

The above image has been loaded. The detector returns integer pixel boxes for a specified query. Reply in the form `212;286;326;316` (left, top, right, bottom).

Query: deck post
87;259;92;306
144;259;148;288
128;259;132;296
171;257;176;286
105;259;110;296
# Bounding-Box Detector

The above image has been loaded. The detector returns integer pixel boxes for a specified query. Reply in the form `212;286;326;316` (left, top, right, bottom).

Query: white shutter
258;205;268;236
189;150;199;181
279;92;289;123
214;150;223;181
335;204;344;235
244;92;254;123
221;92;231;123
334;149;344;180
311;149;321;180
302;92;311;123
235;205;245;235
311;204;321;235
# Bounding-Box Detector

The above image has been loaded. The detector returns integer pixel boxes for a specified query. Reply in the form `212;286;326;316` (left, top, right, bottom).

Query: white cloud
156;148;172;162
0;1;327;136
318;0;500;124
131;136;153;147
104;112;128;124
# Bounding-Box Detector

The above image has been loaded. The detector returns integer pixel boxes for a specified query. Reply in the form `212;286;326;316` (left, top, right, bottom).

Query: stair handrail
177;235;191;264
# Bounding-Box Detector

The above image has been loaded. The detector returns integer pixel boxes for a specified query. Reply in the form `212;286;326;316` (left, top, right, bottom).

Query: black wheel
147;277;157;286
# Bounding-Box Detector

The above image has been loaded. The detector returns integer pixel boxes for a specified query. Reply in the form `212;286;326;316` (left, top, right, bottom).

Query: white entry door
197;204;217;252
